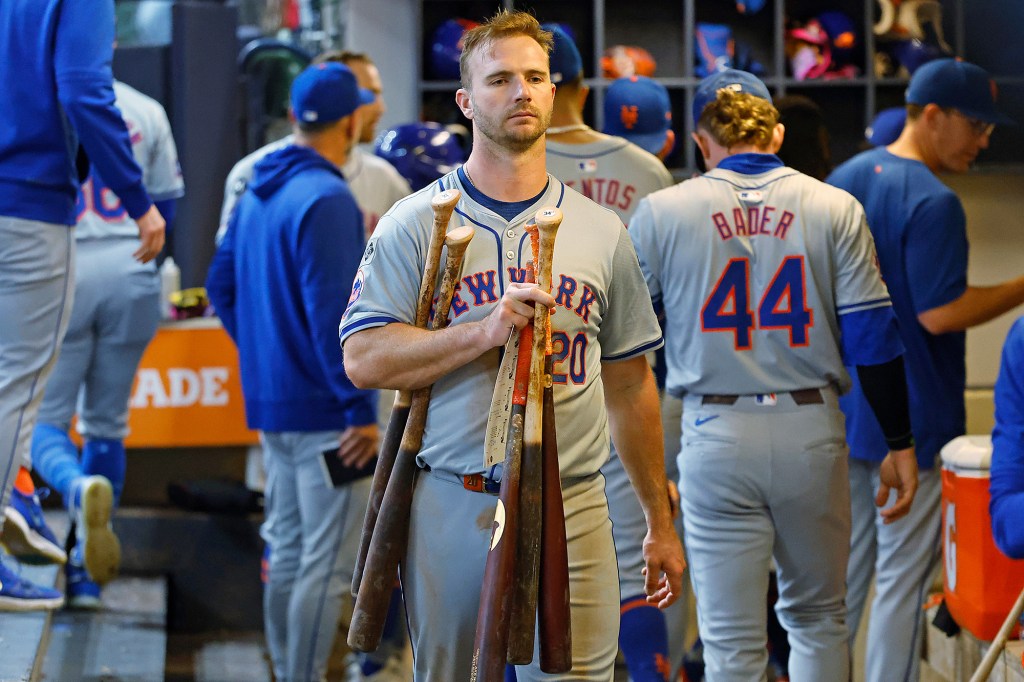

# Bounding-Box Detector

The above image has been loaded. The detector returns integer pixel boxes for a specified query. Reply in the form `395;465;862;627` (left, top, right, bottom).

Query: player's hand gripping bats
472;208;569;680
347;224;475;653
351;189;460;598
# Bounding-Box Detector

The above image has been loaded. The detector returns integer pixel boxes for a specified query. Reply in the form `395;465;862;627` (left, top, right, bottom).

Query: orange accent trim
463;474;485;492
14;466;34;494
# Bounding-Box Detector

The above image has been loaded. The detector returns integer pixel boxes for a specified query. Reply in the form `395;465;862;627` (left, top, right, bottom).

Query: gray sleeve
143;104;184;200
833;196;891;314
627;197;663;309
598;225;664;361
339;211;425;343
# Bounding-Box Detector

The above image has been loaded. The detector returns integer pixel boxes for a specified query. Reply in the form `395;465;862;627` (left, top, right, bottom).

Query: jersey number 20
701;256;814;349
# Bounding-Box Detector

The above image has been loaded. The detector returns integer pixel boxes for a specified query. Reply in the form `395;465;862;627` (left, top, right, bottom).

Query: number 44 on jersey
701;256;814;350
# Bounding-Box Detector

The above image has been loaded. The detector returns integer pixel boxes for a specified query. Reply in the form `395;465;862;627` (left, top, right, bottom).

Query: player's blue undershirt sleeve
991;318;1024;559
54;0;152;219
838;306;904;366
205;209;238;341
298;193;376;428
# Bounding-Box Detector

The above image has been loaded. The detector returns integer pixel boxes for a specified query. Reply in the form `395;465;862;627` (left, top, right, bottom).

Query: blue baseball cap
866;107;906;146
693;68;772;126
906;58;1013;125
544;23;583;84
603;76;673;156
290;63;374;124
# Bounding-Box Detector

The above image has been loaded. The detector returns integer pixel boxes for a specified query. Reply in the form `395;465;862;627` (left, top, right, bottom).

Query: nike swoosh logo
695;416;719;426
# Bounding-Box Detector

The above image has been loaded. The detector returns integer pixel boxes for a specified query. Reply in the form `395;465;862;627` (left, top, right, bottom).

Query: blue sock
30;423;82;504
620;595;671;681
82;438;126;505
504;664;517;681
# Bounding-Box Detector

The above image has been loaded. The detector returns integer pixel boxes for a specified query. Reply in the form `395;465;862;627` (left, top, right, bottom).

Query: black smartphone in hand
320;448;376;488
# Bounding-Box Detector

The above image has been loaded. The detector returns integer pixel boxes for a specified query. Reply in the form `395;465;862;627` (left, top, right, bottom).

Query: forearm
343;320;495;391
918;279;1024;334
856;355;914;450
604;359;674;532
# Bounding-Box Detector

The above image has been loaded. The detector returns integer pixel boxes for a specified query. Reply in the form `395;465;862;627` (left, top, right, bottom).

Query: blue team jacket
0;0;151;225
991;317;1024;559
206;144;376;433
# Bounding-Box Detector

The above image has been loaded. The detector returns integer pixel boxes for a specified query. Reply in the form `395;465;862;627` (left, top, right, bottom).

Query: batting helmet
601;45;657;79
374;122;467;191
428;18;479;80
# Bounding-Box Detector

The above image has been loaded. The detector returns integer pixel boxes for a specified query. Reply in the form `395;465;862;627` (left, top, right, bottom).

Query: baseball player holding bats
341;10;683;680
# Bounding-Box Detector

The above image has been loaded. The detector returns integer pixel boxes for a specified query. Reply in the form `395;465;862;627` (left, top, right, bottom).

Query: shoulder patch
361;238;378;265
344;268;365;319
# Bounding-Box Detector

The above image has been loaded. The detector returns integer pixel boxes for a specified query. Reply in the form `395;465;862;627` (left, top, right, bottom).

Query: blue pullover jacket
206;144;375;432
0;0;152;225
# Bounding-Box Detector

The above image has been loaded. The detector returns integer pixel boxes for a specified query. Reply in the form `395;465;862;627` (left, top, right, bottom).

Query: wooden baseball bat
348;225;474;652
352;189;460;597
472;318;534;681
507;208;562;664
538;350;571;673
970;583;1024;682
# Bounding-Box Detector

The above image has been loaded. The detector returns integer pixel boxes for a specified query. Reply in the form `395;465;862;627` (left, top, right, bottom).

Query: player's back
75;81;183;240
546;133;673;224
633;161;885;397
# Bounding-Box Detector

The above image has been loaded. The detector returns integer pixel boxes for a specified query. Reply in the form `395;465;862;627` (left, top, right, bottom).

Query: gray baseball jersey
74;81;183;240
630;156;894;680
630;165;890;398
546;134;673;226
217;142;410;244
340;172;663;479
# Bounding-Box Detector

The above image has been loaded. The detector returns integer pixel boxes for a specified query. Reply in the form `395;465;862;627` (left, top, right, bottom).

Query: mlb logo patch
738;190;763;203
755;393;777;406
577;159;598;173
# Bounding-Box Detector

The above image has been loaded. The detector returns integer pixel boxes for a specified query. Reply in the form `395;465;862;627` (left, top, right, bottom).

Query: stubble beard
475;104;552;154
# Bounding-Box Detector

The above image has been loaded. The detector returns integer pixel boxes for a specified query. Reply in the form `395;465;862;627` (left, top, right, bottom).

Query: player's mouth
508;108;538;121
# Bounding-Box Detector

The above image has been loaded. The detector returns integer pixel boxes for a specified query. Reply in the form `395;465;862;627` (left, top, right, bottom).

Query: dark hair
312;50;372;67
775;95;832;180
296;118;340;134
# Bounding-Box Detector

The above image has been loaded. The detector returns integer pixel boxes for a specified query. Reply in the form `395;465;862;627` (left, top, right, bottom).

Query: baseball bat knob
431;188;461;218
534;206;563;231
444;225;474;252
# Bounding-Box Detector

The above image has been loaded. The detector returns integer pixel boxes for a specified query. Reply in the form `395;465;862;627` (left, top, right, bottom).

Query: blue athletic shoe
2;488;67;565
69;476;120;585
65;546;101;610
0;556;64;611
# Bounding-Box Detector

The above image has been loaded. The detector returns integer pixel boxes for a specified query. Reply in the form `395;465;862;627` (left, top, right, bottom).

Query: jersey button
506;229;516;239
505;250;515;260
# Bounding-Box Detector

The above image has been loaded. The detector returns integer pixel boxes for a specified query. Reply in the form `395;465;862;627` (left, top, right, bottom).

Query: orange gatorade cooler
941;435;1024;640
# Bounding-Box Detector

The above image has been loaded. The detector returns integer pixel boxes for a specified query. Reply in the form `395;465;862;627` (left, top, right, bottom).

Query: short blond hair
697;88;779;149
459;10;553;88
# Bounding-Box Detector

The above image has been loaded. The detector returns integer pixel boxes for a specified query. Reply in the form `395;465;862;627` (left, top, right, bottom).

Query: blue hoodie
206;144;375;432
0;0;152;225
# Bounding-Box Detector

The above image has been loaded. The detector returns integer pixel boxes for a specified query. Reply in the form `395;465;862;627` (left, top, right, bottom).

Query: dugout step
37;575;168;682
113;506;263;633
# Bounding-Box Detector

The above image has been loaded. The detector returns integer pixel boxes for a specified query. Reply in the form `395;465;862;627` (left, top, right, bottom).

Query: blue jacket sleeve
206;211;238;341
991;318;1024;559
54;0;152;219
297;191;376;427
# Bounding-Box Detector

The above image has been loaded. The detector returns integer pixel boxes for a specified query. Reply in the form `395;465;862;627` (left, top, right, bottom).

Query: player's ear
691;130;711;162
770;122;785;153
577;83;590;110
455;88;474;120
658;129;676;160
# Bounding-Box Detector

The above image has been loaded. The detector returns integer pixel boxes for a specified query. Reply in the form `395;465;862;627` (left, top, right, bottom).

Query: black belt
701;388;824;406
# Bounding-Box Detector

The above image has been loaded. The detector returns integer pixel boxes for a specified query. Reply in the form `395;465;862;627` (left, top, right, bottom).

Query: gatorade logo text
130;367;231;408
